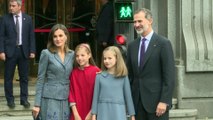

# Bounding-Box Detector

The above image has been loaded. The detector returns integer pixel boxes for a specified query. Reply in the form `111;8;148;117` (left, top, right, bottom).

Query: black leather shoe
20;100;30;108
7;101;15;108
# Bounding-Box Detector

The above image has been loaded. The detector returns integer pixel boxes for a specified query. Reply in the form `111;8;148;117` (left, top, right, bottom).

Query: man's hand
0;53;6;61
29;53;35;59
156;102;167;117
91;15;97;28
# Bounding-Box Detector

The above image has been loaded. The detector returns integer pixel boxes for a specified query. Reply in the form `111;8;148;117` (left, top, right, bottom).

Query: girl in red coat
69;43;100;120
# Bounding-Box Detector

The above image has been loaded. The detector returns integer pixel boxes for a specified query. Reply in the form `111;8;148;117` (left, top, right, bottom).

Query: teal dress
34;49;74;120
91;71;135;120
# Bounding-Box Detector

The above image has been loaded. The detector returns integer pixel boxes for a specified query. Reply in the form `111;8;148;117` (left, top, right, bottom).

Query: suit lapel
54;52;73;68
135;37;141;66
22;14;26;36
63;51;73;66
133;37;142;74
9;14;16;32
142;33;158;67
54;53;64;66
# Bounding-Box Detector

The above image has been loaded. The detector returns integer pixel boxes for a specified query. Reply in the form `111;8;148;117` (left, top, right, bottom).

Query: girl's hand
71;105;82;120
74;114;82;120
131;115;135;120
85;112;92;120
32;106;40;118
91;115;96;120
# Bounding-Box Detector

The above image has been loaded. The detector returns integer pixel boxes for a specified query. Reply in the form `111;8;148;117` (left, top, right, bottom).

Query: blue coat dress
91;71;135;120
34;49;74;120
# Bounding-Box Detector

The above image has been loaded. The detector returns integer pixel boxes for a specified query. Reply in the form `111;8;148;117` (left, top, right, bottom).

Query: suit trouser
135;97;169;120
4;46;29;102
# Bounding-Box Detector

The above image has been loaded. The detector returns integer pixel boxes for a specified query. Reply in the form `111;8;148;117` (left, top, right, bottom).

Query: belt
16;45;22;48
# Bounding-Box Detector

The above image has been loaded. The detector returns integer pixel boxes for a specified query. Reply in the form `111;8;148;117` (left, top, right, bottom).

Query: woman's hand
32;106;40;118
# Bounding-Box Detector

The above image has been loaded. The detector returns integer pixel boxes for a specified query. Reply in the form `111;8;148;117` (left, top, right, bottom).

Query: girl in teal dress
91;46;135;120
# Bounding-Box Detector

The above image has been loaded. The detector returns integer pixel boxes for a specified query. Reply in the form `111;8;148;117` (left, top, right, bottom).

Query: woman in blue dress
32;24;74;120
91;46;135;120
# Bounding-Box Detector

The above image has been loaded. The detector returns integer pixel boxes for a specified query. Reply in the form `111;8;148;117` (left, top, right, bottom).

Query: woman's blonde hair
74;43;96;67
101;46;128;77
47;24;71;53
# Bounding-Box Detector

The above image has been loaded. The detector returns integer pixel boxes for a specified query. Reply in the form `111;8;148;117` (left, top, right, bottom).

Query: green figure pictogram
126;6;132;17
119;6;132;18
120;7;126;18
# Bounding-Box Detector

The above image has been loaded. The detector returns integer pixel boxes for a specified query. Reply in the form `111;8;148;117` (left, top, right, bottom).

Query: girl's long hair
101;46;128;77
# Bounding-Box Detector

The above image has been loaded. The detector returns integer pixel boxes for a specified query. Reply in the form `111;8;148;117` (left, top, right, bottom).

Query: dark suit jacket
96;1;114;45
0;17;2;23
0;13;35;58
127;32;175;113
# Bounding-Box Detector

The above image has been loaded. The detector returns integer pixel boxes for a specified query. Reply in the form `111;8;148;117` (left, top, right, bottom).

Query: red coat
69;65;100;120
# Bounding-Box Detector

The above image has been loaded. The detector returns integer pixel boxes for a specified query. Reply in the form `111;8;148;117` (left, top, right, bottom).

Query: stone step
0;110;32;117
0;115;32;120
0;85;35;103
1;112;211;120
0;110;200;120
197;117;213;120
172;98;177;109
0;84;35;117
0;100;34;117
0;85;36;97
0;100;34;111
0;95;35;102
169;109;198;120
0;84;182;119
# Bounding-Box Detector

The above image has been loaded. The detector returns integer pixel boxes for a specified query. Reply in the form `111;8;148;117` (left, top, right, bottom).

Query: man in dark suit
0;0;35;108
127;8;175;120
96;0;114;67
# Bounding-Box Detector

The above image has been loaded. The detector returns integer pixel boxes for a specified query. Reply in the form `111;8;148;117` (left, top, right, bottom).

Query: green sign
115;2;133;22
